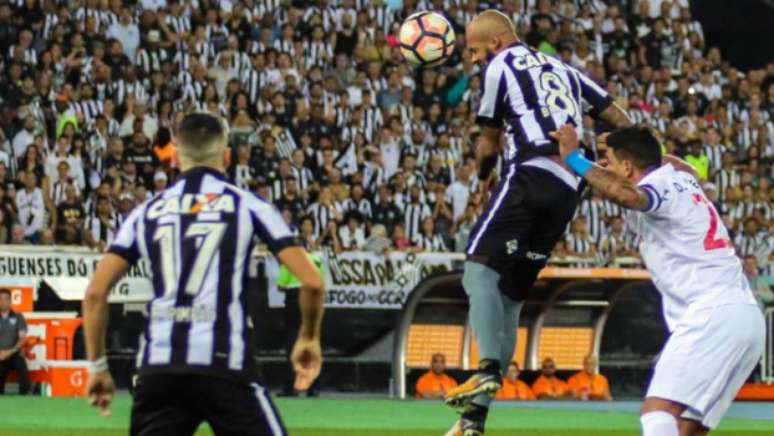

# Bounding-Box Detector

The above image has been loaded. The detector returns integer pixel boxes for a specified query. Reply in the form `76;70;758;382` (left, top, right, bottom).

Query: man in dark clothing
0;289;29;395
371;184;403;235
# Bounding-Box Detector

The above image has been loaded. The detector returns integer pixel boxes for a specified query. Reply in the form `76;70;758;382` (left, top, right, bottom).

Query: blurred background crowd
0;0;773;283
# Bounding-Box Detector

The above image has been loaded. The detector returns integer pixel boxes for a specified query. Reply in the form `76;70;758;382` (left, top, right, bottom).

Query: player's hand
596;132;611;167
86;370;115;417
549;124;580;160
0;350;10;361
291;336;322;392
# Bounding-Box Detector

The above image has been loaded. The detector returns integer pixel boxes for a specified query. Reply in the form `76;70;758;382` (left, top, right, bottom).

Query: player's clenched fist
549;124;581;160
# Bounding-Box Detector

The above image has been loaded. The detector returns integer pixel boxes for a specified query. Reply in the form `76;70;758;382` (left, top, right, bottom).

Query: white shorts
646;302;765;429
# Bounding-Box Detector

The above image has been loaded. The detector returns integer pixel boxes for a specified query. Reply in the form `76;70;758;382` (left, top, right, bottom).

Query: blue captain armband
564;149;593;178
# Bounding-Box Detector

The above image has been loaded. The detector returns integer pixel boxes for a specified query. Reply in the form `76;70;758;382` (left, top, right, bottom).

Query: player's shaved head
465;10;519;67
467;10;517;42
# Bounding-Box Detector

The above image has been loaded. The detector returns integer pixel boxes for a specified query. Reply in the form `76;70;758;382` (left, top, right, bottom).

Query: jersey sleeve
476;61;507;128
638;174;673;216
571;67;614;115
249;198;302;255
107;207;142;264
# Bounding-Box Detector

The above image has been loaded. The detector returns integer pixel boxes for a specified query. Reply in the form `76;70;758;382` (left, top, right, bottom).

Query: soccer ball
399;11;456;68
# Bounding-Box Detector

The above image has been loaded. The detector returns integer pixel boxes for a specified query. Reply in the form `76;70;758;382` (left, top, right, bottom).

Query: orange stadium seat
538;327;593;370
406;324;465;368
469;328;528;368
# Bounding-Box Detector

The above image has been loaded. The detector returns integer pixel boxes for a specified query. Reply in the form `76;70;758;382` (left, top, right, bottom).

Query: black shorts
465;163;578;298
131;373;287;436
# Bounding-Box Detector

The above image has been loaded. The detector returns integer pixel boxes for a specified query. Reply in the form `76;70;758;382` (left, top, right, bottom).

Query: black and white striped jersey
85;213;119;246
403;201;431;242
413;233;447;252
108;167;300;382
477;42;613;162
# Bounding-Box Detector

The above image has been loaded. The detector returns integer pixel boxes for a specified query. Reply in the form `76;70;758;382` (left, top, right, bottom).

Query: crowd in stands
1;0;773;281
415;353;611;401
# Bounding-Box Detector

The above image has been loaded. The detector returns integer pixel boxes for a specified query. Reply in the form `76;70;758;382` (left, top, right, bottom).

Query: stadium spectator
495;362;535;401
567;355;613;401
532;358;571;400
0;289;29;395
0;0;768;280
339;212;366;250
743;255;774;308
599;216;638;260
15;172;45;243
565;217;598;262
450;203;479;253
415;353;458;400
413;216;446;252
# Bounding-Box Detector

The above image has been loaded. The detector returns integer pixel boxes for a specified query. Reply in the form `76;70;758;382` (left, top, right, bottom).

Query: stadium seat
468;327;528;368
406;324;465;368
537;327;593;370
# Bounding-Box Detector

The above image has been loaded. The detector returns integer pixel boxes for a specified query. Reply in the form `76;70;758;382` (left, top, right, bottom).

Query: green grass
0;395;772;435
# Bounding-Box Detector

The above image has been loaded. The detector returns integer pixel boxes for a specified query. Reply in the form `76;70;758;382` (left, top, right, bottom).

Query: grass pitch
1;394;773;435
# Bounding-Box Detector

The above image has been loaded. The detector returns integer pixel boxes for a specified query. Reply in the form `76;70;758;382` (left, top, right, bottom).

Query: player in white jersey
552;124;765;436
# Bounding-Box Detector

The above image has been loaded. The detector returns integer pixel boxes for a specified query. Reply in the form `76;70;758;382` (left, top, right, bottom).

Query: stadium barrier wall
764;307;774;384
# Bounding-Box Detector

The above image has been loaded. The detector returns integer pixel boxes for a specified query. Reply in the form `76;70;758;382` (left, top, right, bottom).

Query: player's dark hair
606;127;662;171
175;112;228;159
0;289;10;297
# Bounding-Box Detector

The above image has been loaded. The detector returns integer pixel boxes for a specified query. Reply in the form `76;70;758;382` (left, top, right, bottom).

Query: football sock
640;411;678;436
461;402;489;424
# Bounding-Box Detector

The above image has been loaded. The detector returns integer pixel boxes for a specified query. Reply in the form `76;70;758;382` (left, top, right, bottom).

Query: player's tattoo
584;166;651;211
599;104;634;128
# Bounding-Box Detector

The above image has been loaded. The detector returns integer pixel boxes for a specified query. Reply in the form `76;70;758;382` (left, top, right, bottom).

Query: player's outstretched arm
277;246;325;391
599;103;633;128
82;253;130;417
551;125;649;211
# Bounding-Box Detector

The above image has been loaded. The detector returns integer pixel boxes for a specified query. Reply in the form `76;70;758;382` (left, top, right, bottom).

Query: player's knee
641;397;685;417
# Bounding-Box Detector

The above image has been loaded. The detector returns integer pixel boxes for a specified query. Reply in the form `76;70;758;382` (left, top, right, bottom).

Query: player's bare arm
551;125;650;211
277;246;326;391
82;253;130;416
475;126;502;189
599;103;634;128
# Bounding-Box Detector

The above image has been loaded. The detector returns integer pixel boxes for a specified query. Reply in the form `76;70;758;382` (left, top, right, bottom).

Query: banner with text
266;250;464;309
0;247;153;302
0;246;465;309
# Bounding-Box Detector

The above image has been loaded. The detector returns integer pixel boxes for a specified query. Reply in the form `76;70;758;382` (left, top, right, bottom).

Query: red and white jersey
633;164;757;331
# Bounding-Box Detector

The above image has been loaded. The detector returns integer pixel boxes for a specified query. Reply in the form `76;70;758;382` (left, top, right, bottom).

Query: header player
444;9;631;436
552;124;764;436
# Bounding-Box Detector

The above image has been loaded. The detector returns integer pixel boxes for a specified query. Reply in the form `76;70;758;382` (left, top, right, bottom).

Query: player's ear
624;160;635;178
489;35;501;52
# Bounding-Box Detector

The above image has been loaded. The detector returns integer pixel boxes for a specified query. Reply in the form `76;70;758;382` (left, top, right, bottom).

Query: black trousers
282;288;320;395
0;352;30;394
131;373;287;436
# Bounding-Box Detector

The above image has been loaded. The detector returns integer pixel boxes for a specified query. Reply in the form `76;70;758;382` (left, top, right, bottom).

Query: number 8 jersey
477;42;613;163
634;164;757;332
